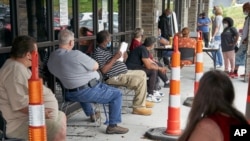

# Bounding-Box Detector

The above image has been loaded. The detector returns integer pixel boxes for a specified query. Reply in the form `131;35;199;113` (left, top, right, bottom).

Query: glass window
53;0;72;40
0;0;11;47
98;0;109;32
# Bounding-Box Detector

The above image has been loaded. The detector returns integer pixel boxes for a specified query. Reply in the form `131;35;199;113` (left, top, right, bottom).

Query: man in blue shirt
197;12;211;48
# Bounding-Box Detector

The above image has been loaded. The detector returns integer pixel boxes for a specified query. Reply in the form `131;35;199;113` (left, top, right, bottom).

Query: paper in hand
117;42;128;62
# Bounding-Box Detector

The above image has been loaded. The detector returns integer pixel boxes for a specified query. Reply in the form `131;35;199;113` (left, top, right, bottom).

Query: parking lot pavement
66;53;248;141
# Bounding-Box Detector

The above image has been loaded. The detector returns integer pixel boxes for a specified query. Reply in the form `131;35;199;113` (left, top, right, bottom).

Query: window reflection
0;0;11;47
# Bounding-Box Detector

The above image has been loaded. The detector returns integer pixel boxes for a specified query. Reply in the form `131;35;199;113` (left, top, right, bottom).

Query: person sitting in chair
0;35;66;140
93;30;153;116
178;27;197;68
47;29;129;134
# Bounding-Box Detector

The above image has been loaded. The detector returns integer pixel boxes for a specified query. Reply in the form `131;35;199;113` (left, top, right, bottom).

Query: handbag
234;44;239;53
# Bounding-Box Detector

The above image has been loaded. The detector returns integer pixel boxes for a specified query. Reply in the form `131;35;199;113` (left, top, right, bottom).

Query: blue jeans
212;36;223;66
65;82;122;125
235;43;247;66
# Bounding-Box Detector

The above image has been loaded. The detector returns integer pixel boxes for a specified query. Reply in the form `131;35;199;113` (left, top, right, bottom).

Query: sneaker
106;125;129;134
153;90;165;97
132;107;152;115
90;111;100;122
146;101;154;108
229;72;234;78
231;73;238;79
146;95;162;103
164;82;170;88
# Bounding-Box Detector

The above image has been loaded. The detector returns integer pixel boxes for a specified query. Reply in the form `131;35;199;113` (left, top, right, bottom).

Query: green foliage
209;5;245;29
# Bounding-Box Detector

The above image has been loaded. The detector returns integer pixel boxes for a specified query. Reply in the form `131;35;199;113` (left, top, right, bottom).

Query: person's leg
234;44;247;76
222;52;229;72
203;32;209;48
105;70;147;108
156;62;169;83
227;50;235;73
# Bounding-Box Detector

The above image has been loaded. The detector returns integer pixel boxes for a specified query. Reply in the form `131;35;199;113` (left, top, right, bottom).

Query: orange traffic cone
166;35;181;135
28;51;47;141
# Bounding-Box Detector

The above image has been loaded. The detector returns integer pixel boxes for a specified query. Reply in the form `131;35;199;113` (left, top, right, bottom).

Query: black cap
143;36;156;47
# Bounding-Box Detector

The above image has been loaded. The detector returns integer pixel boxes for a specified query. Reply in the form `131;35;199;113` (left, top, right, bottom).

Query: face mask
107;41;111;48
166;15;171;18
223;23;228;28
244;11;249;16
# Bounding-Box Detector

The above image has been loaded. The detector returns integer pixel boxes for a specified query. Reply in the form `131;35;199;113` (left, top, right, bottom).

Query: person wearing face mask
93;30;154;114
158;8;173;41
197;12;211;48
221;17;239;77
211;6;224;68
231;2;250;78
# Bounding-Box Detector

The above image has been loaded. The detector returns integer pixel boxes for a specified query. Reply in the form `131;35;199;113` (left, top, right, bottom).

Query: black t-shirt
221;27;238;52
126;45;149;69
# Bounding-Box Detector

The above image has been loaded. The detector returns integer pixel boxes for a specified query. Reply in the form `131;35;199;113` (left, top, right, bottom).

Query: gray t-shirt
212;15;223;36
47;48;100;89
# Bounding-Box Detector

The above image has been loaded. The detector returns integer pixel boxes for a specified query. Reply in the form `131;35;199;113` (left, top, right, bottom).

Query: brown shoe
106;125;129;134
132;107;152;116
146;101;154;108
90;111;100;122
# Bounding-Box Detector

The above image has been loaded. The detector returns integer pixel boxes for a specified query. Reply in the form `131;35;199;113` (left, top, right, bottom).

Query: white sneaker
153;90;165;97
146;94;162;103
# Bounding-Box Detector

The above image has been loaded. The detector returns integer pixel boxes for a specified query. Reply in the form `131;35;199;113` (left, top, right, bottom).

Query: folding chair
0;111;24;141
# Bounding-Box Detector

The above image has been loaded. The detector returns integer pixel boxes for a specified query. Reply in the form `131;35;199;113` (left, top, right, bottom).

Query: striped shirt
93;47;127;78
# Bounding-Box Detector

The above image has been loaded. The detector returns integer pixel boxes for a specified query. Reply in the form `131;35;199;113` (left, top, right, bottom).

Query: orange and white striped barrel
245;72;250;123
28;51;47;141
194;31;204;94
166;35;181;135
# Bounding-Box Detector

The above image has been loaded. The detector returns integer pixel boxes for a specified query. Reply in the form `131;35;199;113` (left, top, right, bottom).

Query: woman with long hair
178;70;248;141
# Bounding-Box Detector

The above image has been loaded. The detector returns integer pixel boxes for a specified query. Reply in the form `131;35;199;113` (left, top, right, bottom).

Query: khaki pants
106;70;147;108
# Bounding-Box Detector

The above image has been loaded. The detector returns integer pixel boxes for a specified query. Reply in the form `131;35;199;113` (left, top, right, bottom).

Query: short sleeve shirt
126;45;149;69
48;48;100;89
0;59;58;134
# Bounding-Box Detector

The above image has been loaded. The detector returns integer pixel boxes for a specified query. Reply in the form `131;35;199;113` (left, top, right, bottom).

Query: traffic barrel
28;51;47;141
194;31;204;94
166;35;181;135
245;72;250;123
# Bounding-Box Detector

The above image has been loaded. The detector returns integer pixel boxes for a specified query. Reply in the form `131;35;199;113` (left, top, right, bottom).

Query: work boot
90;111;100;122
106;125;129;134
146;101;154;108
132;107;152;116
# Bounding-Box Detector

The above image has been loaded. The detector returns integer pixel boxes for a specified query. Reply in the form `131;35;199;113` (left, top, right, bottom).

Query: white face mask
223;23;228;28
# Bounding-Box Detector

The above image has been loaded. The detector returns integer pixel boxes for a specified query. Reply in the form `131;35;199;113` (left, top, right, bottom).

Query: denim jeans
212;36;223;66
235;43;247;66
65;82;122;125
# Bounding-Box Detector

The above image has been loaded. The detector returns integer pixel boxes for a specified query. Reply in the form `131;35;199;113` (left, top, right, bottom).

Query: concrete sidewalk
66;53;248;141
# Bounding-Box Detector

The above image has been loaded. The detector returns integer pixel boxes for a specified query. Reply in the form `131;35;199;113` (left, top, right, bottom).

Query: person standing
211;6;224;68
221;17;239;77
93;30;153;116
232;2;250;78
197;12;211;48
158;8;173;41
47;29;129;134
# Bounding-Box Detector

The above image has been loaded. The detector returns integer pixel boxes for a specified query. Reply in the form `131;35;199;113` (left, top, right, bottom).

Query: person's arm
212;17;220;38
188;118;223;141
100;51;122;74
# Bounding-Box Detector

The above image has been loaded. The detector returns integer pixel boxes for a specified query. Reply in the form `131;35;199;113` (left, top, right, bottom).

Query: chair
0;111;24;141
179;48;195;66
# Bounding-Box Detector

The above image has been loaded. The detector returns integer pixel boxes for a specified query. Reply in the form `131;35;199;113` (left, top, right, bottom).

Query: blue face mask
166;15;171;18
107;42;111;48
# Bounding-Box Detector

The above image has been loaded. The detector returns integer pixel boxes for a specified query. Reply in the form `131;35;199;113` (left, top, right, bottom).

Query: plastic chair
179;47;195;66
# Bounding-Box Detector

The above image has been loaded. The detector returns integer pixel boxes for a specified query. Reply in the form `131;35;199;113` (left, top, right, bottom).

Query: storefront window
0;0;11;47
